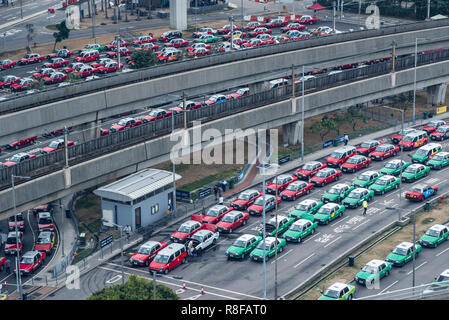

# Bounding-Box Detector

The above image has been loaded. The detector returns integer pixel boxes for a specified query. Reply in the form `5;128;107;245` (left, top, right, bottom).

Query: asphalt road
0;207;60;294
46;127;449;300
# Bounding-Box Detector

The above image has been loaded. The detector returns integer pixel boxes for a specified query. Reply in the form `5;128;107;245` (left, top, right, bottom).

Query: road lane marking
352;219;371;231
407;261;428;275
331;216;349;227
270;248;293;265
379;280;398;294
323;235;342;248
103;263;262;299
99;266;240;300
293;253;315;269
436;246;449;257
302;232;319;243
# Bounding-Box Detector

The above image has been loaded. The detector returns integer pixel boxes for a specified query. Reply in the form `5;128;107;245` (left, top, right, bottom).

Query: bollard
46;276;48;286
440;195;444;203
424;201;431;211
348;255;354;267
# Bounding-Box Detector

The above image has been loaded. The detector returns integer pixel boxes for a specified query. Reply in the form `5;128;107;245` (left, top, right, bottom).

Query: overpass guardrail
0;48;449;188
1;19;449;114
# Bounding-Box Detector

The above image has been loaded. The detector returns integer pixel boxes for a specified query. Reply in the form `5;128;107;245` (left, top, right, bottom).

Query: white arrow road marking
105;274;122;284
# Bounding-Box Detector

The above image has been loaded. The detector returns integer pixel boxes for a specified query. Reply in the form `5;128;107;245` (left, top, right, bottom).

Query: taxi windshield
8;215;23;222
392;247;407;256
254;197;266;205
361;266;377;274
404;167;418;173
346;157;360;164
375;146;389;152
415;149;428;155
425;229;441;237
238;194;251;200
385;162;399;169
191;234;204;242
328;188;342;195
232;240;247;248
411;187;423;193
433;154;445;161
289;224;304;232
330;152;344;159
317;207;332;215
236;88;247;95
20;257;34;265
295;203;310;211
9;155;22;163
37;235;51;244
357;174;371;181
426;121;440;127
286;184;300;191
323;289;339;299
256;242;271;250
117;119;128;126
360;142;373;148
48;141;59;148
315;170;328;177
302;163;317;171
6;236;18;244
206;209;219;217
137;247;151;255
375;179;389;186
403;135;415;142
153;254;169;263
177;225;191;233
221;215;234;223
348;191;363;199
436;127;447;133
39;217;52;224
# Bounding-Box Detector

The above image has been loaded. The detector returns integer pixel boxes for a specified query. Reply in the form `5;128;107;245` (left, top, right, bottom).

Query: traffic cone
182;282;187;290
200;286;204;295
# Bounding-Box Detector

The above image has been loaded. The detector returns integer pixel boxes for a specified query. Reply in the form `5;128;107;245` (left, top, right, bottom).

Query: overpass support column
426;84;447;106
169;0;187;30
282;122;302;146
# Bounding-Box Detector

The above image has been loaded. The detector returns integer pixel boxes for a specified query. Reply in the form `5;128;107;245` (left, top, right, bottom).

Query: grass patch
179;167;241;192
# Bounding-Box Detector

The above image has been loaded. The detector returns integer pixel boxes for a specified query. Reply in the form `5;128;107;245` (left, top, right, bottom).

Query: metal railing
1;48;449;187
355;281;449;300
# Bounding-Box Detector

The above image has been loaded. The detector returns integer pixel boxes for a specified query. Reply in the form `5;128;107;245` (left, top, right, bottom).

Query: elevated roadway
1;57;449;216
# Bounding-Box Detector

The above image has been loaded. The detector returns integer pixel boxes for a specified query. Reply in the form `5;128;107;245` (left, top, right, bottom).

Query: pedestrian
344;133;349;146
217;186;223;197
362;199;368;215
5;259;11;274
187;240;194;256
10;0;13;6
214;185;218;201
219;195;224;205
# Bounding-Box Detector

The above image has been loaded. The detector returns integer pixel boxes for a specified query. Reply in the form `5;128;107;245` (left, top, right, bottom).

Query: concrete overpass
1;57;449;217
3;23;449;145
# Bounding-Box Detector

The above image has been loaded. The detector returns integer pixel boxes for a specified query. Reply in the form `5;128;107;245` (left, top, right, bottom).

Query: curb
0;10;47;31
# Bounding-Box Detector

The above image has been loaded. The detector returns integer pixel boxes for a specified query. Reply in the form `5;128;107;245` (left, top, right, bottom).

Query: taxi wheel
243;220;247;226
307;189;310;194
311;228;315;235
425;171;428;176
434;242;438;248
279;246;284;253
381;190;385;195
395;184;398;189
335;175;339;181
381;156;384;161
385;270;390;276
348;294;353;300
229;228;233;234
394;152;397;156
182;257;187;264
325;220;329;225
321;182;325;187
145;260;149;267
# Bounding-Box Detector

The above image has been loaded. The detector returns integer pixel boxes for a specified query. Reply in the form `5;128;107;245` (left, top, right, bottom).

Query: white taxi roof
332;183;349;190
209;205;228;211
397;242;414;249
429;224;447;232
181;220;201;228
408;163;425;169
263;237;277;244
140;240;160;249
300;199;318;206
359;170;378;176
322;203;339;209
352;188;369;193
237;234;257;242
328;282;348;291
418;143;442;150
192;229;212;237
268;215;288;224
158;243;185;255
294;219;312;226
366;259;386;268
440;269;449;277
387;159;403;165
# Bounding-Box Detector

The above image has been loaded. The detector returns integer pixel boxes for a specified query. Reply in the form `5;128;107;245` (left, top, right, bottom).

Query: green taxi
400;163;430;183
321;183;354;204
314;203;345;225
249;237;286;262
258;215;294;237
288;199;323;221
352;170;383;188
341;188;374;209
196;34;219;43
225;234;262;260
427;151;449;170
354;259;392;287
380;159;410;176
85;43;106;51
318;282;356;300
369;175;400;195
418;224;449;248
282;219;318;243
385;241;422;267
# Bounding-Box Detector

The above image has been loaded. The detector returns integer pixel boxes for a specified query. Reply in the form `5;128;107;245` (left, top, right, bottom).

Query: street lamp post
413;37;430;125
11;174;31;300
171;105;177;217
257;163;267;299
102;219;125;284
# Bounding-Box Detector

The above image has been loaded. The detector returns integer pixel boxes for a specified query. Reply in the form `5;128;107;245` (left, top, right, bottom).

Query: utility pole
426;0;431;21
301;65;305;162
261;164;267;299
340;0;344;19
182;91;187;129
291;64;295;97
64;126;69;168
391;41;396;73
333;1;336;34
91;0;97;43
229;16;234;51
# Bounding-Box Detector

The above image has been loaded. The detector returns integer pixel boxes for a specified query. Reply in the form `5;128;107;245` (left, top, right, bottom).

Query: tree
52;21;71;51
310;115;339;141
344;106;367;131
87;274;179;300
25;23;34;53
129;49;157;69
